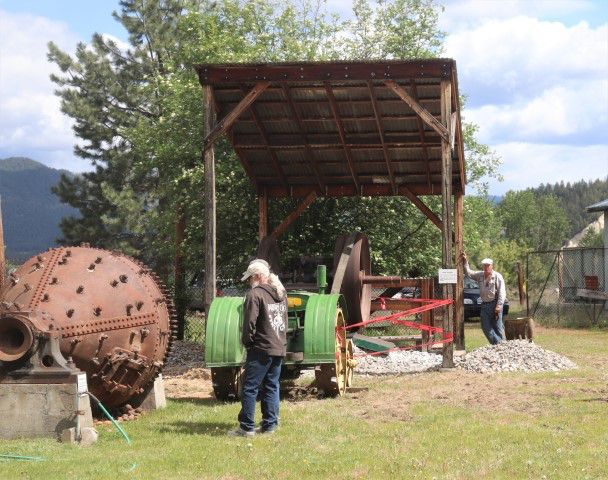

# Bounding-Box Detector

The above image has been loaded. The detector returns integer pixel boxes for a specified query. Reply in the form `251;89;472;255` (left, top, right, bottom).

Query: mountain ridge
0;156;78;262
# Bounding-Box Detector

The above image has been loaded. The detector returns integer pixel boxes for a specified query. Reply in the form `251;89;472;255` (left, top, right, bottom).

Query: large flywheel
331;233;372;327
314;307;354;396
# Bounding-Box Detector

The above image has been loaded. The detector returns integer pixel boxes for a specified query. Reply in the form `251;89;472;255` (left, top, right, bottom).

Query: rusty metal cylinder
0;315;34;362
0;246;176;407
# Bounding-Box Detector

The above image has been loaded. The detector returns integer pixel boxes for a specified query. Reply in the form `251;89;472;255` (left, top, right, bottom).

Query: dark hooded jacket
242;284;287;357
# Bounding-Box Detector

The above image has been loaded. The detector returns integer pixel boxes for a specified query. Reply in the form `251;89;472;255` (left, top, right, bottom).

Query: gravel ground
354;346;443;375
352;339;577;375
456;339;578;373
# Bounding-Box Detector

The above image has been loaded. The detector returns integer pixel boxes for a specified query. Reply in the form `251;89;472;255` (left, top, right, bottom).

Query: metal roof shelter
195;59;467;362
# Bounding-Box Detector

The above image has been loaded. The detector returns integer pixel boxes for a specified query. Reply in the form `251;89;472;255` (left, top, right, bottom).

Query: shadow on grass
159;420;234;436
169;397;222;406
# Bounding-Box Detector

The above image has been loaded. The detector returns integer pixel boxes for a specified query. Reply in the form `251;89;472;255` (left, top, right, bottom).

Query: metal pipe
360;275;405;287
0;316;34;362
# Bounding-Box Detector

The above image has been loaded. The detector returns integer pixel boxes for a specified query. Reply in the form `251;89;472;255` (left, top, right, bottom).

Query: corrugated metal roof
586;199;608;212
195;59;465;198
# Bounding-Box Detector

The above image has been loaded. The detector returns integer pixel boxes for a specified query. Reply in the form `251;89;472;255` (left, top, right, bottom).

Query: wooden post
203;85;217;315
0;196;5;295
454;190;464;350
174;208;187;339
440;80;454;368
259;187;268;240
517;261;526;306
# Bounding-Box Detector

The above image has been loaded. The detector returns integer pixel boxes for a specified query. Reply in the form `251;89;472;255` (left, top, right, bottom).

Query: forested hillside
0;157;77;261
531;178;608;236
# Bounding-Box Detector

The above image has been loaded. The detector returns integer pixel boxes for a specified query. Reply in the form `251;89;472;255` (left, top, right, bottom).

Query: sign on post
438;268;457;284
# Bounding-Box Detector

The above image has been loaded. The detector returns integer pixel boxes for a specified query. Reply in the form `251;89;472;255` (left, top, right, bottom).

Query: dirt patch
164;367;214;399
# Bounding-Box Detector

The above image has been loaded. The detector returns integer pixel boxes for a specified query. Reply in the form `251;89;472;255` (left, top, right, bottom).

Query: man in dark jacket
228;259;288;437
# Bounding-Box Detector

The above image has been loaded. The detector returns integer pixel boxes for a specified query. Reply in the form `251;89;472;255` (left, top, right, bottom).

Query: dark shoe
227;427;255;437
254;426;277;434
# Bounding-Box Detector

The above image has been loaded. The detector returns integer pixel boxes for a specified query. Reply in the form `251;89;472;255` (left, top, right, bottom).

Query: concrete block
0;382;93;440
133;375;166;411
79;427;98;446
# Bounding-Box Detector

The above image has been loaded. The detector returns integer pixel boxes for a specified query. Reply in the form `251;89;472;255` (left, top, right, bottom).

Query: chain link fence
527;247;607;327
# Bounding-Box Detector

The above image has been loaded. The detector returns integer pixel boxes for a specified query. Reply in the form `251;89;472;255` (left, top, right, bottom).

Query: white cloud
0;10;89;171
441;0;597;31
465;79;608;142
446;15;608;96
487;142;608;194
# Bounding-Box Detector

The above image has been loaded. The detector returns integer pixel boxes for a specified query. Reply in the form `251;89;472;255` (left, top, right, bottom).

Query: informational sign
77;373;88;394
438;268;458;284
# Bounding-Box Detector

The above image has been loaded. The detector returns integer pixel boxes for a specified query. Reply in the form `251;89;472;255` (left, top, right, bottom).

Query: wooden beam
241;87;288;189
451;69;466;194
259;187;268;240
367;81;396;193
440;79;454;368
454;190;464;350
270;191;317;239
281;84;325;191
324;82;360;192
384;80;449;144
401;186;443;231
203;81;270;150
195;60;454;84
203;85;217;315
410;80;432;190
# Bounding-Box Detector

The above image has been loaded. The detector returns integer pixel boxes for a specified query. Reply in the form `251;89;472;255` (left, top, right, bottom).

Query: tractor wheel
315;308;349;396
211;367;243;401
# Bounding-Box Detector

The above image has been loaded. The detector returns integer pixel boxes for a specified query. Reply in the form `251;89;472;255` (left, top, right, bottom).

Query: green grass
2;325;608;479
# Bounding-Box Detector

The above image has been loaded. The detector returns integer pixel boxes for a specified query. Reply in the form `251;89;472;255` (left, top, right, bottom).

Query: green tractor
205;233;376;400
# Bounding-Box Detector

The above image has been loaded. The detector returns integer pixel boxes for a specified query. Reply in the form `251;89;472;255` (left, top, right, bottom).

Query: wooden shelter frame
195;59;467;364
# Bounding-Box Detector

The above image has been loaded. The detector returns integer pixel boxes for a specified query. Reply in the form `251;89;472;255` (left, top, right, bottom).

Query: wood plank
203;85;217;315
258;187;268;240
576;289;608;300
324;82;360;192
440;79;454;368
270;191;317;239
195;60;453;84
384;80;450;144
367;81;396;193
264;182;459;198
203;81;270;150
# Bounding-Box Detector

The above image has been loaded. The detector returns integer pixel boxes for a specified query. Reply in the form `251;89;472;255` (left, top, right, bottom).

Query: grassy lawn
2;324;607;480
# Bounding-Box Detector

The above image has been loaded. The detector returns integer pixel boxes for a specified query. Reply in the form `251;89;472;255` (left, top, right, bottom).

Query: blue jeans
238;350;282;432
480;300;504;345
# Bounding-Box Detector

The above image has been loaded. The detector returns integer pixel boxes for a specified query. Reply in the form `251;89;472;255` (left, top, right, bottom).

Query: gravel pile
354;346;443;375
456;340;577;374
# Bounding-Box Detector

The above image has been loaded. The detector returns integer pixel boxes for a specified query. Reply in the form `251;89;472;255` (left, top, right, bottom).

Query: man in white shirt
461;253;507;345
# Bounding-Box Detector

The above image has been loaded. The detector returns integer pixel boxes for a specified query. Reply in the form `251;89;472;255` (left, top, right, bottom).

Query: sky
0;0;606;196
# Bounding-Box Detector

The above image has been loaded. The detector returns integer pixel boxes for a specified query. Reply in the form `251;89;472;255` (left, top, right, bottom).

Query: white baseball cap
241;259;270;281
481;258;493;265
